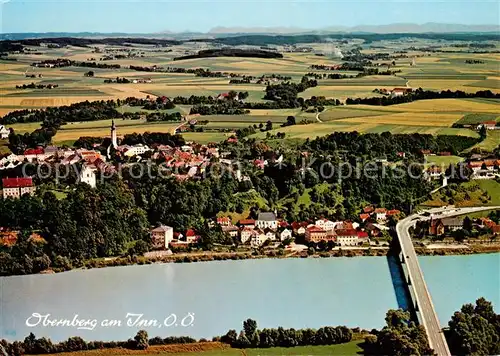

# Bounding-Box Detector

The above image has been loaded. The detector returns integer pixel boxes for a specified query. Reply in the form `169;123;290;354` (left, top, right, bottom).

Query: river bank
4;242;500;277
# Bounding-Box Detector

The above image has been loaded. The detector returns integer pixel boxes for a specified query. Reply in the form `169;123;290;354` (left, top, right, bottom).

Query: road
396;205;500;356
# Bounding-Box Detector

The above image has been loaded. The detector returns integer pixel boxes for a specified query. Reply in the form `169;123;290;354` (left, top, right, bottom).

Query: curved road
396;205;500;356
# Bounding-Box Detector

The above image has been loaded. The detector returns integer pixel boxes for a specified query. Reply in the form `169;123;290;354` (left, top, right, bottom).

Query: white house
78;164;97;188
240;227;255;244
265;230;276;241
256;212;278;230
251;231;269;247
374;208;387;221
336;229;359;246
280;228;292;241
0;125;10;139
315;219;337;231
150;225;174;249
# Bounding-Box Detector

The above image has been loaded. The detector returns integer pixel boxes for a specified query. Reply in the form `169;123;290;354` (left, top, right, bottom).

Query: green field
424;155;465;168
4;88;106;97
181;131;231;143
468;130;500;152
423;180;500;207
454;113;499;126
319;107;392;122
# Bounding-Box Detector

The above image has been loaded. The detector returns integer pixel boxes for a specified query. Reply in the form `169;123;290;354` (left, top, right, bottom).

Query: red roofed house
217;217;231;226
390;87;412;97
336;229;359;246
23;148;45;162
305;226;328;243
217;92;238;101
374;208;387;221
2;177;35;199
239;219;256;229
185;229;200;243
359;213;371;222
387;209;401;217
481;121;497;130
357;231;369;243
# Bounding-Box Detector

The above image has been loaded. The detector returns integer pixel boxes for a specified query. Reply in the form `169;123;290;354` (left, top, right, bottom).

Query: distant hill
208;23;500;34
1;23;499;41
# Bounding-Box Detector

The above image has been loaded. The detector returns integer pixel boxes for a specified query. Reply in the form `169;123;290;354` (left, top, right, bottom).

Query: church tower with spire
111;120;117;148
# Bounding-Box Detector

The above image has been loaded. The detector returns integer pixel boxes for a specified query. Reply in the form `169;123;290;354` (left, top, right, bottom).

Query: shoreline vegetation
31;243;500;277
6;298;499;356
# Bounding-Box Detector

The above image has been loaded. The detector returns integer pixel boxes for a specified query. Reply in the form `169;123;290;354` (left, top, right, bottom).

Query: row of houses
150;207;401;251
429;216;500;236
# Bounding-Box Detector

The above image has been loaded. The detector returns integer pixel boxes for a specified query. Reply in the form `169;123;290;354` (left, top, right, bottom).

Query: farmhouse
479;121;497;130
390;87;413;97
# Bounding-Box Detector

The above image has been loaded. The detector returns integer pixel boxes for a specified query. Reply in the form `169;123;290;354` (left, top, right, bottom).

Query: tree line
32;58;120;69
346;89;499;106
1;298;497;355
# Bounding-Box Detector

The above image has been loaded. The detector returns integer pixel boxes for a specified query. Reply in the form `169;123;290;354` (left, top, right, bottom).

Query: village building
478;121;497;130
238;219;256;229
240;227;256;244
357;231;370;244
374;208;387;221
78;164;97;188
111;120;118;148
2;177;36;199
250;230;269;247
256;212;278;230
390;87;413;97
336;229;359;246
217;217;231;226
0;125;10;139
185;229;200;243
279;228;292;241
315;218;339;231
305;226;328;242
222;225;239;238
150;225;174;249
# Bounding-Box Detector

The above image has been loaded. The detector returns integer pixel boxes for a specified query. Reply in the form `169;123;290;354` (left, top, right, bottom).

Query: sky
0;0;499;33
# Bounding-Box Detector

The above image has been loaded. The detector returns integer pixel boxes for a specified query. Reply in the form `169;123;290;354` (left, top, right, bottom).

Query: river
0;254;498;342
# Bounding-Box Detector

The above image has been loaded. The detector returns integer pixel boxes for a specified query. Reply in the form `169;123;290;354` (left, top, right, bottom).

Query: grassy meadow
32;340;364;356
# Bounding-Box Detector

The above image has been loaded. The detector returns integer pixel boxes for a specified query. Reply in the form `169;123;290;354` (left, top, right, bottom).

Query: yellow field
351;98;500;113
336;112;462;127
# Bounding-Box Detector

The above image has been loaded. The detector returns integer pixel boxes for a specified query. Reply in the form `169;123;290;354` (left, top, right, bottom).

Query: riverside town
0;1;499;355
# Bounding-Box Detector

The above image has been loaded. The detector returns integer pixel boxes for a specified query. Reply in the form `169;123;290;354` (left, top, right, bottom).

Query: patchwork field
0;41;499;145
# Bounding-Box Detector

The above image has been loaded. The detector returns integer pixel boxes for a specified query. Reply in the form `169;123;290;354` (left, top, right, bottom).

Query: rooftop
258;212;276;221
2;177;33;188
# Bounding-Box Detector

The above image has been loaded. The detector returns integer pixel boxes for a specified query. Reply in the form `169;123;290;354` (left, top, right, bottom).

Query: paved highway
396;205;500;356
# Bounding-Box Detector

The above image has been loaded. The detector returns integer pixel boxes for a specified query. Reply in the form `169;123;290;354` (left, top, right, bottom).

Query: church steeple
111;120;117;148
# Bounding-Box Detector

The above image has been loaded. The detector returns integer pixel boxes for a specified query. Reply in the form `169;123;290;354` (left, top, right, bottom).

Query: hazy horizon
1;0;499;34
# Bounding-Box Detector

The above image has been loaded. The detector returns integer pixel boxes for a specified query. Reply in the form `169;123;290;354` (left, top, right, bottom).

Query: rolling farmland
0;40;499;145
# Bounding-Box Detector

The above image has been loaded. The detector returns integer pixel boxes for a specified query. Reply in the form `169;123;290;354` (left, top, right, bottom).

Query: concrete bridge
395;205;500;356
